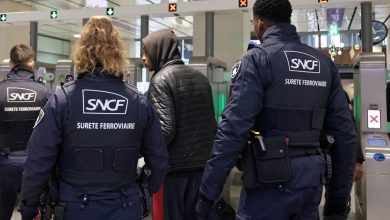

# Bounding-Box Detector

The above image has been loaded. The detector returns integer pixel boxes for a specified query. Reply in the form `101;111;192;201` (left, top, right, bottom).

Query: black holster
242;136;291;189
320;134;334;180
40;175;59;220
138;165;152;218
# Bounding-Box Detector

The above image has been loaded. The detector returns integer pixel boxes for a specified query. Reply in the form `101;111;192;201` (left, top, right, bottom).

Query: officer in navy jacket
19;16;169;220
196;0;357;219
0;44;52;220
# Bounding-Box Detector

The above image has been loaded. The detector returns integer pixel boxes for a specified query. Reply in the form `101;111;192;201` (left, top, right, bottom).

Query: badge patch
284;51;320;74
82;89;128;115
231;61;241;79
33;109;45;128
7;87;37;103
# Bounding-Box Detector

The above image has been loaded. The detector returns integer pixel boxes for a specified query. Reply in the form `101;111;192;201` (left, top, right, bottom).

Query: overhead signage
50;11;58;19
169;3;177;12
326;8;345;28
239;0;248;8
106;7;114;16
0;14;6;22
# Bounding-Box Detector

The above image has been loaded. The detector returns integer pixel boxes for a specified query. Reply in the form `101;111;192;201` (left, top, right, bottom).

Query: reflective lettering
290;59;319;70
86;99;126;112
9;92;35;101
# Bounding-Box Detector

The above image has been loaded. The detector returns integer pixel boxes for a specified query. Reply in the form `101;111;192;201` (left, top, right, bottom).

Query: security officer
19;16;169;220
196;0;357;219
0;44;52;220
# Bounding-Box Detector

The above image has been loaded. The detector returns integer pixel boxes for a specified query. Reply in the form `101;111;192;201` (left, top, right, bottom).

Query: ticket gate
354;53;390;220
0;59;9;81
125;58;143;86
54;59;73;91
189;56;229;123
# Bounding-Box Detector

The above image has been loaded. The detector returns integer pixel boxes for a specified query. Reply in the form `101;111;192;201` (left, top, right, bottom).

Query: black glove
196;194;214;220
323;195;350;220
19;202;39;220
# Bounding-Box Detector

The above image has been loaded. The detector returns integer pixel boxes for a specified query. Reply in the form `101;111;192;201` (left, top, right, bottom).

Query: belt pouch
256;137;291;184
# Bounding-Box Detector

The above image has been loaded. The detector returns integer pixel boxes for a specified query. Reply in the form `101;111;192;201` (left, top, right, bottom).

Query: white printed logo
82;89;128;115
7;87;37;102
33;109;45;128
284;51;320;74
231;61;241;79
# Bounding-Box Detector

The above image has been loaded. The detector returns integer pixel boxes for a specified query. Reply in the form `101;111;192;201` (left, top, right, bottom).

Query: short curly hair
253;0;292;23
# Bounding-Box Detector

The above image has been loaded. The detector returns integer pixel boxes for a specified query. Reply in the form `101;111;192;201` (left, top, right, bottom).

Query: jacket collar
160;59;184;70
77;67;122;81
7;66;34;80
151;59;184;79
261;24;300;44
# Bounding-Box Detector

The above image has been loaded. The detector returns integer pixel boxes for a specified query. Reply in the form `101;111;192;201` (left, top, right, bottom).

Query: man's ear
259;20;267;32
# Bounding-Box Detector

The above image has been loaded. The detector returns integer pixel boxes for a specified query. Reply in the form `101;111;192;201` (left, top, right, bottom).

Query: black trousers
0;155;24;220
162;171;203;220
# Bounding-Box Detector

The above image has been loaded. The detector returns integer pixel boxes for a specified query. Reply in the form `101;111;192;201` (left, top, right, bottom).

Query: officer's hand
196;195;214;220
353;162;363;182
19;202;39;220
323;195;350;219
20;209;39;220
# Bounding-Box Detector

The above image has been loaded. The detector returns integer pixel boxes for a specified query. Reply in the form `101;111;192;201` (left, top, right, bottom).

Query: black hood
142;29;181;73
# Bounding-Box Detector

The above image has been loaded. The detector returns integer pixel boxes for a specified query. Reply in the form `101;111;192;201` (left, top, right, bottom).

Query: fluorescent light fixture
73;34;81;38
86;0;107;8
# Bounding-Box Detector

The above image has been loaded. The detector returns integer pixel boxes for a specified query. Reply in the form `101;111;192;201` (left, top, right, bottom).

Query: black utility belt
288;147;321;157
241;135;320;189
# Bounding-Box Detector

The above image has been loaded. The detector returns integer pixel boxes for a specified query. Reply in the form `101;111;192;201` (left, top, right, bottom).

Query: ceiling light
73;34;81;38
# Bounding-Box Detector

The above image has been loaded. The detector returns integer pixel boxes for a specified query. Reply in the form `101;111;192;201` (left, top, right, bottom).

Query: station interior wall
0;1;388;82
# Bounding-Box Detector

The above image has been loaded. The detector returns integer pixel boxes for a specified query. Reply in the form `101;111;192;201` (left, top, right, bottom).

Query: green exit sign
50;11;58;19
106;7;114;16
0;14;6;22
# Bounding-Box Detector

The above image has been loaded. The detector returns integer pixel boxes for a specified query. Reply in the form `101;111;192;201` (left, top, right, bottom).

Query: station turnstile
54;59;74;91
354;53;390;220
0;59;9;82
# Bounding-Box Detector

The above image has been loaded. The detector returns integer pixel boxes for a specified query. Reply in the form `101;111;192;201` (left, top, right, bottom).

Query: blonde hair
75;16;127;75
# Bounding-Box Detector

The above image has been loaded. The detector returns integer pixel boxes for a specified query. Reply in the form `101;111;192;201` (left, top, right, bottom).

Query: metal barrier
54;59;73;91
354;52;390;220
126;58;143;86
0;59;9;81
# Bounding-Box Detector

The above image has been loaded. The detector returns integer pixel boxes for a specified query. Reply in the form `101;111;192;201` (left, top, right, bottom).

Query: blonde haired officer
19;16;169;220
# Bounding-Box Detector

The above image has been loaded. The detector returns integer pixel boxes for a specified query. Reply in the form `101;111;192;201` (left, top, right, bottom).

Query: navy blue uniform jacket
20;70;169;208
199;24;357;201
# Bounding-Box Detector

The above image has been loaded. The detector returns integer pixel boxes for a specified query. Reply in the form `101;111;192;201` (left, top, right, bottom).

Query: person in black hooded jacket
142;29;217;220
